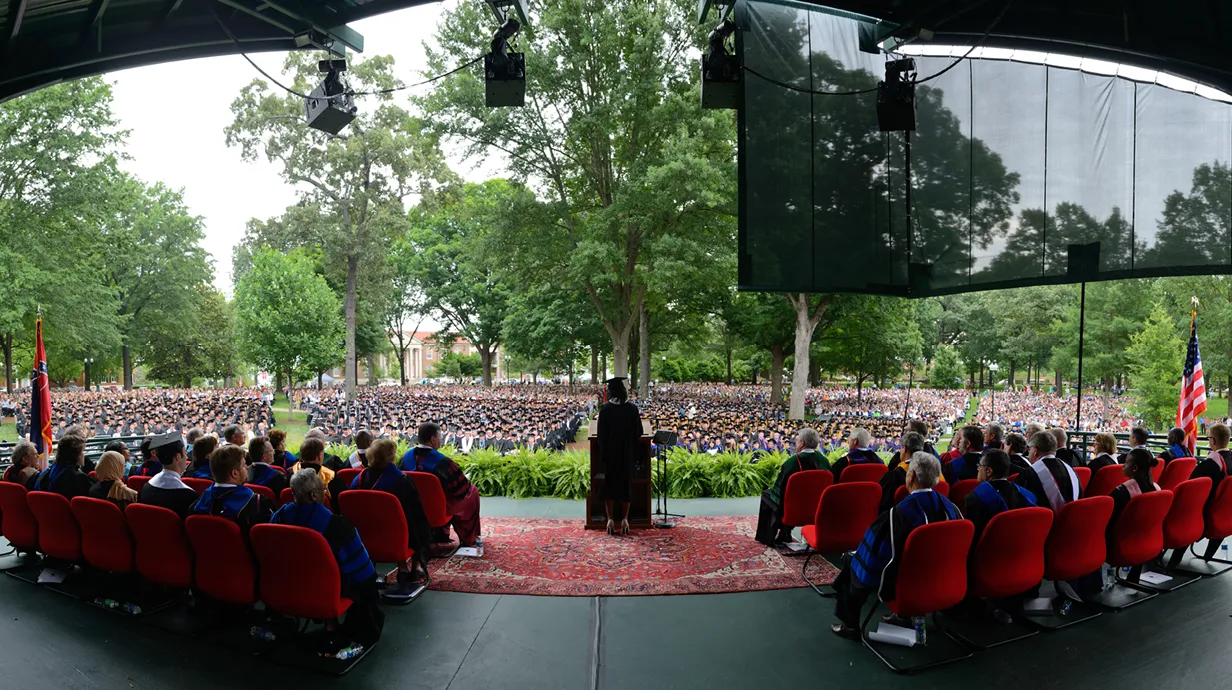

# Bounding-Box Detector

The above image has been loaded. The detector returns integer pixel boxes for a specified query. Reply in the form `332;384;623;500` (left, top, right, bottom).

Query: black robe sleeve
392;476;434;568
1191;459;1225;512
878;467;906;513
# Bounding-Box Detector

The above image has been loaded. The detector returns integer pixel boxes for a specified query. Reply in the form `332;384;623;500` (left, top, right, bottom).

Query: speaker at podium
585;417;653;529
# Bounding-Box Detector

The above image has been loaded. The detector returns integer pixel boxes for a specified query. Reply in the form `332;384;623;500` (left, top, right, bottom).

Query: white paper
1139;571;1174;585
455;546;483;558
37;568;67;584
868;625;917;648
783;542;809;552
1023;597;1054;613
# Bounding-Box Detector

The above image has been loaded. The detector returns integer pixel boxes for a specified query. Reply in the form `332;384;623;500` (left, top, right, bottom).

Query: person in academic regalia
830;428;883;482
245;435;288;496
905;420;939;459
131;436;161;478
1050;428;1080;467
1157;427;1192;465
347;438;433;590
1106;448;1159;555
595;377;642;536
32;435;94;499
1116;427;1151;464
191;444;271;535
293;437;344;505
1004;433;1034;476
2;441;40;490
1086;433;1120;473
756;427;831;545
267;428;297;470
941;425;985;485
271;468;384;648
404;422;483;546
830;452;963;637
1177;422;1232;565
1014;430;1080;511
963;449;1038;555
877;432;925;513
983;423;1005;452
138;432;199;519
88;451;138;508
346;429;372;469
187;435;218;480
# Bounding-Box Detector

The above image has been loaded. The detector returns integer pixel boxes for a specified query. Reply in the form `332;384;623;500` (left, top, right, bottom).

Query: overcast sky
107;0;495;295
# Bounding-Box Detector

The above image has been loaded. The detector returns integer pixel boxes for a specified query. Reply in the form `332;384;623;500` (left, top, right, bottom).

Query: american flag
1177;309;1206;455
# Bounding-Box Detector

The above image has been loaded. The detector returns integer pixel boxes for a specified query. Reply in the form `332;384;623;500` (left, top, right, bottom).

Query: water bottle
249;626;277;643
912;616;926;645
1059;600;1072;617
122;603;142;615
332;644;364;660
1120;566;1131;578
94;598;119;610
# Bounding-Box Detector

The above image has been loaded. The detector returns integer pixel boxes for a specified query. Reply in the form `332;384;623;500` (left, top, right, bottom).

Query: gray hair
10;440;38;467
305;428;328;441
849;427;872;448
1024;422;1044;439
1030;430;1058;455
797;427;820;449
901;431;925;455
290;467;324;503
986;423;1004;441
908;451;941;488
1049;427;1068;448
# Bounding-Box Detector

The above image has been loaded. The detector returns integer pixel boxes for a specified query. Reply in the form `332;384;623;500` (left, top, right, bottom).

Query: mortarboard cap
149;431;185;463
603;377;627;384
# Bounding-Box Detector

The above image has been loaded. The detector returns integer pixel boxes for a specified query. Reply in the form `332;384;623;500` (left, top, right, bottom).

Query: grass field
1208;396;1228;421
273;394;308;452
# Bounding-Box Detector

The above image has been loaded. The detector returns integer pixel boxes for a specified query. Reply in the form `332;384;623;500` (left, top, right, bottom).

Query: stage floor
4;497;1232;689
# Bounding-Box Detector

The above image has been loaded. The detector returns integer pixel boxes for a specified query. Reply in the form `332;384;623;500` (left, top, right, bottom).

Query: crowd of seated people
971;389;1134;433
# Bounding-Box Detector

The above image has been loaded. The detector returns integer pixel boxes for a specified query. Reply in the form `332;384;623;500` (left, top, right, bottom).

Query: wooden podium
585;418;653;529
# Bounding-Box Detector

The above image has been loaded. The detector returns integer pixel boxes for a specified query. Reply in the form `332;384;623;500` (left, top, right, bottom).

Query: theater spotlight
701;17;739;109
484;16;525;107
877;57;916;132
305;58;358;135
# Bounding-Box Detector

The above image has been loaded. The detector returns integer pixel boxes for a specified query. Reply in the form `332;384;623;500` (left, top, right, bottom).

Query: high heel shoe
606;519;615;535
621;519;630;535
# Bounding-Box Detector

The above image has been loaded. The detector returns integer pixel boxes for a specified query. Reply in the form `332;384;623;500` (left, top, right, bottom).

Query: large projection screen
736;0;1232;296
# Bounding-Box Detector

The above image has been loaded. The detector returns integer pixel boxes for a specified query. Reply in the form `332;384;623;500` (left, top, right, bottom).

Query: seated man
1116;427;1151;464
139;432;199;518
293;437;345;503
1157;427;1192;464
755;427;830;545
2;440;41;490
877;431;925;513
191;444;271;534
1177;422;1232;565
32;435;94;498
349;438;433;590
1004;433;1034;476
963;449;1037;552
983;422;1004;451
941;425;984;485
271;468;384;648
347;429;372;469
829;428;882;481
905;420;938;458
1014;430;1079;511
131;436;160;478
830;452;962;637
305;428;348;473
1052;428;1079;467
403;422;482;547
246;436;288;496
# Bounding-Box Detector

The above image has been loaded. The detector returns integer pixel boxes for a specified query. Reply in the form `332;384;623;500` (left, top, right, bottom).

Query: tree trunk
182;374;190;389
4;333;12;393
607;315;634;379
808;356;821;386
286;369;294;419
725;346;733;385
638;300;650;398
366;354;377;385
591;345;599;384
1055;369;1062;394
787;294;830;421
770;344;785;403
1008;359;1016;391
344;252;359;401
479;346;494;387
83;361;90;391
122;344;133;390
318;371;323;389
601;352;607;381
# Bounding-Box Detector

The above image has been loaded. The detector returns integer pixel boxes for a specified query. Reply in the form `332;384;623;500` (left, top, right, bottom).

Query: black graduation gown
1107;479;1157;552
831;449;882;481
1190;451;1230;514
323;453;347;473
1087;453;1119;474
878;464;908;513
139;483;200;519
942;452;982;485
597;401;642;503
192;485;270;536
1008;453;1034;477
1055;447;1079;467
962;479;1038;555
87;480;134;508
1015;457;1079;507
32;464;94;500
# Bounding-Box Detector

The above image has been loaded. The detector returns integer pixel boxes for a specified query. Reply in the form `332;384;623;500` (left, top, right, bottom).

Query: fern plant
456;449;507;496
548;451;591;500
503;452;551;498
667;453;711;498
754;451;790;491
707;452;763;498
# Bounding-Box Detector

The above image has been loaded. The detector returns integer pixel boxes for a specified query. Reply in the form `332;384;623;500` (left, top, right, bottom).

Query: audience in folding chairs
32;434;93;499
347;438;433;590
190;443;271;534
271;468;385;648
88;450;137;508
1181;422;1231;564
2;440;40;489
245;435;288;496
755;427;829;545
139;432;199;518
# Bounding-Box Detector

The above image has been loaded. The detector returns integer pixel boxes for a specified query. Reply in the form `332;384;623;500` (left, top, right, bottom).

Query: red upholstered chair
89;471;97;480
1073;467;1092;494
861;520;975;673
893;481;951;504
71;497;134;574
1033;496;1113;628
1159;458;1197;492
840;463;887;484
125;503;193;589
948;479;980;506
336;468;362;488
0;482;39;557
250;524;353;621
1091;490;1173;610
779;470;833;535
127;475;151;493
279;487;295;507
1137;478;1211;591
1085;465;1127;497
26;492;82;562
245;484;276;504
338;490;414;564
184;515;257;606
1174;476;1232;576
1151;461;1165;483
801;482;881;595
182;478;212;495
408;471;452;530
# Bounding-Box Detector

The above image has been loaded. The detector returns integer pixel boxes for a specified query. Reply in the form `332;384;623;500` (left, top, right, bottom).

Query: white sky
107;0;497;295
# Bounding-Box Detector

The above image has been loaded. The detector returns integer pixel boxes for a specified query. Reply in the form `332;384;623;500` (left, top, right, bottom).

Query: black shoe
830;623;859;640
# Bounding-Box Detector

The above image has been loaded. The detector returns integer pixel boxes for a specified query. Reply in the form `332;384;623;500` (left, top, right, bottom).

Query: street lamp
84;358;94;391
988;362;1000;420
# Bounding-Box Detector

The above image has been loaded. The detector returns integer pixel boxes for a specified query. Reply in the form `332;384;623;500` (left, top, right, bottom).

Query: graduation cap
603;376;627;384
149;431;185;463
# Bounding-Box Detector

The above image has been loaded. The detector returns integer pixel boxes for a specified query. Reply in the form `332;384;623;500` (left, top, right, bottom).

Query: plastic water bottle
332;644;364;660
1059;600;1072;617
912;616;926;645
249;626;277;642
122;603;142;615
94;598;119;610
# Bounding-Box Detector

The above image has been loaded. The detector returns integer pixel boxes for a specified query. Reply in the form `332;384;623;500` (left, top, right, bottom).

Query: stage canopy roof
0;0;436;103
737;0;1232;297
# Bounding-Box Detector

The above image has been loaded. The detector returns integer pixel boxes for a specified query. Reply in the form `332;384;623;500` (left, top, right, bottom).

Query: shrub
456;448;507;496
707;452;763;498
666;450;710;498
503;451;552;498
548;451;590;500
754;451;790;491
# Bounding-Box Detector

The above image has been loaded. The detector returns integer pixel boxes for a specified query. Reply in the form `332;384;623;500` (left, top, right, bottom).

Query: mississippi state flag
31;317;53;469
1177;313;1206;455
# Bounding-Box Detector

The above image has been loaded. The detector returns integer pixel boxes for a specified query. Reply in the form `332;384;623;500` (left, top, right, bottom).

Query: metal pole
1075;282;1086;431
903;366;913;421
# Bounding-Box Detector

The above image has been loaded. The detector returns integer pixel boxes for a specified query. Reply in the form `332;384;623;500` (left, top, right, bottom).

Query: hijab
97;451;138;504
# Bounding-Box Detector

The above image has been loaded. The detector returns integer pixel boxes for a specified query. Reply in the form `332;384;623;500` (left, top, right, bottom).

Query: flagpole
1075;282;1086;432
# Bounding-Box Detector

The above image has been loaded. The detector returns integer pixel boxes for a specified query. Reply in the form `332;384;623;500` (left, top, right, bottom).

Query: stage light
485;16;525;107
305;59;357;135
701;17;739;109
877;57;916;132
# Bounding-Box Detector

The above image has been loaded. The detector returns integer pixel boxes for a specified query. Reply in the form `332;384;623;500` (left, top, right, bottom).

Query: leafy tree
234;249;344;413
383;235;430;386
502;282;602;384
226;51;453;400
1155;276;1232;396
1126;302;1185;430
432;350;482;380
730;292;796;403
816;296;922;397
930;344;964;388
142;286;237;387
1147;162;1232;266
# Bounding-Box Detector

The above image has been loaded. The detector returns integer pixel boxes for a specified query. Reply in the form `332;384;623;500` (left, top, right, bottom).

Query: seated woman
32;435;94;499
1087;433;1120;473
1;441;41;490
187;435;218;480
268;428;297;469
246;435;288;496
402;422;482;547
88;450;138;508
271;468;384;648
350;438;432;589
1106;448;1159;555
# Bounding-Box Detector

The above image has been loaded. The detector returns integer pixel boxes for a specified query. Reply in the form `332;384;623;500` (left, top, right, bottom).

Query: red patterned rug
426;515;839;597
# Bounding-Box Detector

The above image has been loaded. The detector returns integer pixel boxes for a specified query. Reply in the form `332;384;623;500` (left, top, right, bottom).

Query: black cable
912;0;1013;85
349;56;485;97
741;65;880;96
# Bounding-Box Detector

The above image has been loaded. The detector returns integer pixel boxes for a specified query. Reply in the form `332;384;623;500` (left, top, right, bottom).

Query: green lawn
273;394;309;452
0;420;17;443
1207;396;1228;421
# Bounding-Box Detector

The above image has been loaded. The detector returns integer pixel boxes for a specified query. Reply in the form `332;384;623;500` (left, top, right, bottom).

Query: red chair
861;520;975;673
126;504;193;589
1073;467;1092;494
1151;461;1165;483
338;490;415;564
1159;458;1197;492
250;523;356;624
1085;465;1127;497
71;497;134;574
127;475;151;493
336;468;362;488
1174;476;1232;577
0;482;39;558
893;481;950;504
182;478;212;495
1091;490;1173;610
840;463;887;484
948;479;980;506
1030;496;1114;629
779;470;833;540
408;471;452;530
1138;478;1211;591
801;482;881;596
26;492;82;562
184;515;256;605
951;507;1054;648
88;471;97;480
279;487;295;507
245;484;276;504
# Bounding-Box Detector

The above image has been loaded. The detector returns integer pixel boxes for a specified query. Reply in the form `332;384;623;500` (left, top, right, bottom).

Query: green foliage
453;448;507;496
547;451;591;500
431;350;483;380
706;452;763;498
665;448;711;499
503;450;554;498
1127;302;1186;430
755;451;790;491
930;344;964;388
